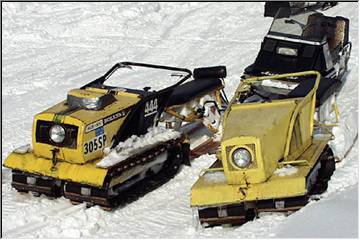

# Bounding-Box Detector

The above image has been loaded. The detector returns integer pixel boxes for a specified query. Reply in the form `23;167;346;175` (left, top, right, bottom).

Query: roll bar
82;61;192;90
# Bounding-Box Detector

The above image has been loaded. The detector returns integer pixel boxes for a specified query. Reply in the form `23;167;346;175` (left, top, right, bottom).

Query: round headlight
49;125;65;143
232;148;252;168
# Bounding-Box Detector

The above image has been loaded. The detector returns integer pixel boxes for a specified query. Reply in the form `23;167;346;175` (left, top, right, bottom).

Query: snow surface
97;127;181;168
273;184;358;238
2;2;358;238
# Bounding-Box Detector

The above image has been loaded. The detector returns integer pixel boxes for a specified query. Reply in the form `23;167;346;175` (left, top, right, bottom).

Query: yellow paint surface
32;88;141;164
191;139;328;207
4;151;108;187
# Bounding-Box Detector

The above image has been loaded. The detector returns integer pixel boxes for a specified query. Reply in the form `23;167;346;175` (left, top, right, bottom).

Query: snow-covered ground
2;2;358;238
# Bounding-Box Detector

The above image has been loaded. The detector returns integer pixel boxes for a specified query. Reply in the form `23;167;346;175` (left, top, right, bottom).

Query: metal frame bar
83;61;192;90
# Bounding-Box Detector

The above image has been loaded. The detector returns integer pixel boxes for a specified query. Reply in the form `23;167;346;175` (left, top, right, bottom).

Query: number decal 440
84;134;107;155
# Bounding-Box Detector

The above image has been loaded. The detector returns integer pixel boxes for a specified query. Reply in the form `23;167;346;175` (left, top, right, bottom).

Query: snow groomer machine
191;8;352;228
191;71;337;227
4;62;228;209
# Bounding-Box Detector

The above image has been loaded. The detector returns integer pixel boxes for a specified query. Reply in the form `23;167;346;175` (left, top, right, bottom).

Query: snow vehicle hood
31;87;141;164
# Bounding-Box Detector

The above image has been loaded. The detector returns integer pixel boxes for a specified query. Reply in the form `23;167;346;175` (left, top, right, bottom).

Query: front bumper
3;151;108;188
191;139;328;207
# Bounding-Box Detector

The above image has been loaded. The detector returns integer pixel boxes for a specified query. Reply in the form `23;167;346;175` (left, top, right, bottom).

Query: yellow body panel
3;145;161;188
223;100;297;141
222;100;297;184
32;113;85;163
219;71;320;184
41;89;140;126
32;89;141;164
191;139;328;207
4;151;108;187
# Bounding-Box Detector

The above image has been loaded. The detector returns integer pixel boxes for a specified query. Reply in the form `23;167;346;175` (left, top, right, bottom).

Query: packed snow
274;165;298;177
97;127;181;168
2;2;358;238
273;184;358;238
12;144;31;154
260;79;298;90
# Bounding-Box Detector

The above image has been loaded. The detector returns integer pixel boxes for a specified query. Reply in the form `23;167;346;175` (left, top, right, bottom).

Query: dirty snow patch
261;79;299;90
13;144;32;154
274;165;298;177
97;127;181;168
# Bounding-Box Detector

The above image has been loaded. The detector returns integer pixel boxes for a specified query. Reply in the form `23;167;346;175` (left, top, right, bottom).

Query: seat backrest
302;13;328;40
193;66;226;80
328;18;346;50
303;13;347;50
167;78;223;106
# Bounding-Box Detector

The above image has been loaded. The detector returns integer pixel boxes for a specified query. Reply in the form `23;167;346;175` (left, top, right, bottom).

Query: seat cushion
168;78;223;106
316;78;341;106
287;77;341;107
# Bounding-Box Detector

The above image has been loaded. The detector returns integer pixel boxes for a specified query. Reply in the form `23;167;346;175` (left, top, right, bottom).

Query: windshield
268;9;325;42
83;62;192;93
105;66;186;91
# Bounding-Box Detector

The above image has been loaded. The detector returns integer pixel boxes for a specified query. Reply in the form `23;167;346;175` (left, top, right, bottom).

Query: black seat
168;78;223;106
287;77;341;107
316;78;341;106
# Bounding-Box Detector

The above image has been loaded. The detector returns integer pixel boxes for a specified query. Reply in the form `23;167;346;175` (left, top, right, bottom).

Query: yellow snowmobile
191;71;336;227
4;62;228;209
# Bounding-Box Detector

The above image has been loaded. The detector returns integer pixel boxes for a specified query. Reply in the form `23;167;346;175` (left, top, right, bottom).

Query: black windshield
269;9;326;42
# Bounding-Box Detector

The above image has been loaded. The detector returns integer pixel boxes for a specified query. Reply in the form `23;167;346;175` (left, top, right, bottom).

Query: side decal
144;98;158;117
85;108;131;133
85;119;104;133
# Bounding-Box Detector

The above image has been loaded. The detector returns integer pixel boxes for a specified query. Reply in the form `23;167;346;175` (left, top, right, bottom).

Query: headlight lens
49;125;66;143
232;148;252;168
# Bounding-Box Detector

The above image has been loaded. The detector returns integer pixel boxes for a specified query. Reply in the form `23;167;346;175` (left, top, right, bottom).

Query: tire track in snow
129;3;212;63
3;203;86;238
